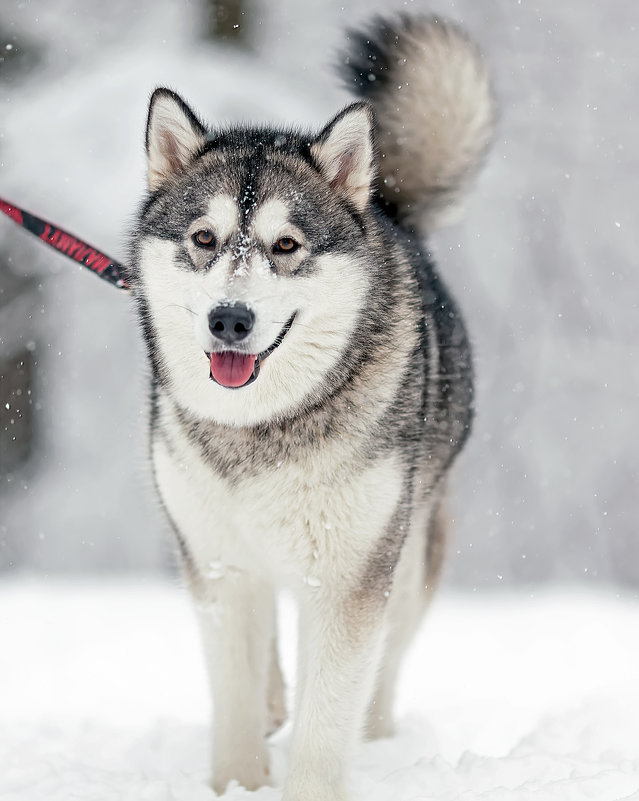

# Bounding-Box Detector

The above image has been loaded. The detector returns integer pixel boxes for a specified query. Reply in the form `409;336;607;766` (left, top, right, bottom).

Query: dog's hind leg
365;498;447;739
266;623;287;735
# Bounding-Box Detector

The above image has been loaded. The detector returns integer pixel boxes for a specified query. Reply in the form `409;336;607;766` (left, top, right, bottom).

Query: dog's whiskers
271;319;311;329
166;303;197;316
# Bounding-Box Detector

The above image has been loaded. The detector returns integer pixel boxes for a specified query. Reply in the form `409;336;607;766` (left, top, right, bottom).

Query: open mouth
206;312;296;389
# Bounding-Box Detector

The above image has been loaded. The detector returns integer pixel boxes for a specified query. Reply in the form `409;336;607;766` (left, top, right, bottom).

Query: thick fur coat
127;15;494;801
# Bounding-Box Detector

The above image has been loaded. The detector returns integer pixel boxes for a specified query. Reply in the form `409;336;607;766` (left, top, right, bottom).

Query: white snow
2;579;638;800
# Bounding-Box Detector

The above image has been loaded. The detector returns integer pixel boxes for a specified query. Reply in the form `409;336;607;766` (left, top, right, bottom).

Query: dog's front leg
283;584;386;801
195;573;275;793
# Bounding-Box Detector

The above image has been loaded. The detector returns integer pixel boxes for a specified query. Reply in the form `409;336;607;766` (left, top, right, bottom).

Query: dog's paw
364;712;395;741
212;747;272;794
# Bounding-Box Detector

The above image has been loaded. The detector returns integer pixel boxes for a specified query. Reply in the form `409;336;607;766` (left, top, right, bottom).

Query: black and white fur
128;15;494;801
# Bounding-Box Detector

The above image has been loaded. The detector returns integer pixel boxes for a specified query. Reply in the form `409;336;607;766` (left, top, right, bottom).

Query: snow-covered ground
2;579;638;800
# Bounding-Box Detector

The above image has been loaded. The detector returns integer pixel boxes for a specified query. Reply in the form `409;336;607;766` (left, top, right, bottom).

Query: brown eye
193;230;216;248
273;237;299;254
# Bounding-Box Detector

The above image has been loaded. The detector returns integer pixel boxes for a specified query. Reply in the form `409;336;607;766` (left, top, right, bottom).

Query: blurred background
0;0;637;588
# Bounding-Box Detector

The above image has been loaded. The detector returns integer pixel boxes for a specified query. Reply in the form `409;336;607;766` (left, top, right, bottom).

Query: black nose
208;303;255;344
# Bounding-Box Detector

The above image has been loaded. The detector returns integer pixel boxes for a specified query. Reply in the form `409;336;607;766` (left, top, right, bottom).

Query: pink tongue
210;352;257;388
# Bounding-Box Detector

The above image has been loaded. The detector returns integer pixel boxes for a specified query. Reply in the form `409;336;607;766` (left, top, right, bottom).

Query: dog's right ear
145;88;207;191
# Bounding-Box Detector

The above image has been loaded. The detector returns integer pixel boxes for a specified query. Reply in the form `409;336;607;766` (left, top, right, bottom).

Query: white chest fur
152;420;404;590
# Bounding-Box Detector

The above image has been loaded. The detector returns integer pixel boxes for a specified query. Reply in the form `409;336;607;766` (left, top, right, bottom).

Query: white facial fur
198;194;239;242
139;194;369;426
252;198;304;247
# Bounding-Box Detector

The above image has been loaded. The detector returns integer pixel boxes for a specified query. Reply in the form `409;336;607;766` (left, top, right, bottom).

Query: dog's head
130;88;377;426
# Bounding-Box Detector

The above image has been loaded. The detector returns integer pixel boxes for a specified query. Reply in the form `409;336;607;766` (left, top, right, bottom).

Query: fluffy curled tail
341;15;495;235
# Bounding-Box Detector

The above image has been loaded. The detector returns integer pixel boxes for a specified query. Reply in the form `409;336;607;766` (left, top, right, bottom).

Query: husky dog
128;14;494;801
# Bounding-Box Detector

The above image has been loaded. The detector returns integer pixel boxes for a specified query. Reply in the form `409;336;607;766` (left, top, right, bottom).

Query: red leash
0;195;129;290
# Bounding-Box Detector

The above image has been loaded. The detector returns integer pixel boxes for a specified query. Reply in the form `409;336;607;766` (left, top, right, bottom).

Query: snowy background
1;1;639;798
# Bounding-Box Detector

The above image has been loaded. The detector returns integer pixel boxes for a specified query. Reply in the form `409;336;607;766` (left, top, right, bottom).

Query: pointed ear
145;88;207;191
310;102;375;212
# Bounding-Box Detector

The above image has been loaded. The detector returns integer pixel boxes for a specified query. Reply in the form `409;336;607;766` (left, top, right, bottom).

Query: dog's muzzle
206;312;297;389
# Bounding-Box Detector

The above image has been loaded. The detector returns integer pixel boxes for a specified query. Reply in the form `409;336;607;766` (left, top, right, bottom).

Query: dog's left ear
311;102;375;212
145;88;207;191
